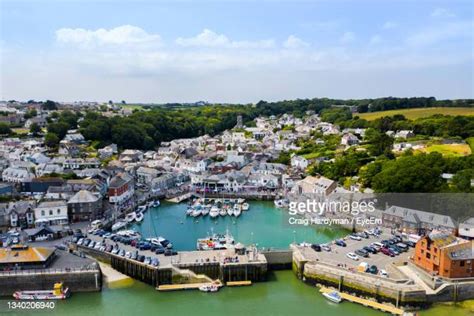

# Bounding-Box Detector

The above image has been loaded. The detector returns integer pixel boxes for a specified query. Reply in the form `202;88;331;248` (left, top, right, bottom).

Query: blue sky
0;0;472;103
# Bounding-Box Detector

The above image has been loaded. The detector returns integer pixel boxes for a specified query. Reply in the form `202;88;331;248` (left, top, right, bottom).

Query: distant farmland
357;107;474;121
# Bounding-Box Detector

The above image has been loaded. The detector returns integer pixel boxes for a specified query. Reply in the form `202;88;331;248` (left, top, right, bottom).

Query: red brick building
413;233;474;278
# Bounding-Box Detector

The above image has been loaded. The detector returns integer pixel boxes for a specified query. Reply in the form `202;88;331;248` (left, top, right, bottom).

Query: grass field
467;137;474;152
419;144;472;157
12;128;29;135
357;107;474;121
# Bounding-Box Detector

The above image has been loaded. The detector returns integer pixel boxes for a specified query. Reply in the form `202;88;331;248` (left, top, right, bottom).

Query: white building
34;200;68;226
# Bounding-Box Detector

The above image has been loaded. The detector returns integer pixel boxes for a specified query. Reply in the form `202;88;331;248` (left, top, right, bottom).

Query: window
57;209;61;214
41;210;45;216
426;253;431;259
49;210;53;215
461;261;465;267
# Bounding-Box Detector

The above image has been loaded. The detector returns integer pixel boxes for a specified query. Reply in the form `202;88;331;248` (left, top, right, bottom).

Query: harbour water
1;201;472;315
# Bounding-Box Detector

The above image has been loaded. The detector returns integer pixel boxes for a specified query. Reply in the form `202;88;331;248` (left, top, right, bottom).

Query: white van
91;220;103;230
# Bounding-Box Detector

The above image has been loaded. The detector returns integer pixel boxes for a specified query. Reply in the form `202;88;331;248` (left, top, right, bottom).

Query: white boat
241;203;249;211
111;220;128;231
125;212;136;223
233;206;242;217
227;207;234;216
135;212;144;223
219;208;226;216
137;205;147;213
274;199;289;208
199;284;220;292
209;206;219;218
201;206;210;216
322;291;342;303
191;208;201;217
152;200;160;207
13;283;70;300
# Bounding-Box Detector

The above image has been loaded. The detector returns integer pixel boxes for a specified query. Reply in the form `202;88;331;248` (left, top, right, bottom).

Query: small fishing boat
191;208;201;217
13;283;70;300
219;208;226;216
322;291;342;303
152;200;160;207
199;284;220;292
227;207;234;216
241;203;249;211
111;220;128;231
201;205;210;216
125;212;136;223
135;212;144;223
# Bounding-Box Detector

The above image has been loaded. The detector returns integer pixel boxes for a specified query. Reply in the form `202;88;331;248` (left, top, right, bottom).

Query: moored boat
322;291;342;303
112;220;128;231
241;202;249;211
135;212;144;223
274;199;289;208
125;212;136;223
13;283;70;300
219;208;226;216
198;284;220;292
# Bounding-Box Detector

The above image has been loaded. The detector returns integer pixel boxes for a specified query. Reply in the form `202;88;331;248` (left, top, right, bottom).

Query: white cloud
369;35;382;45
175;29;274;49
431;8;456;18
283;35;309;49
55;25;161;47
340;32;356;44
406;21;472;46
382;21;398;30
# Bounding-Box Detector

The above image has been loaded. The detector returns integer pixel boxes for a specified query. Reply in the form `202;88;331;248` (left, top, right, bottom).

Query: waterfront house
108;173;134;205
413;232;474;278
34;200;68;226
382;206;456;235
67;190;102;222
291;176;337;196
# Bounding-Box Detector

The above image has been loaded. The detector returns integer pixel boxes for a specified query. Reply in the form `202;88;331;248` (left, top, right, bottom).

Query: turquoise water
130;201;347;250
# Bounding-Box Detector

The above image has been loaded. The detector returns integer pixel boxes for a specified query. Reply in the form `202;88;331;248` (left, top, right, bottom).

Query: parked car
406;241;416;248
88;241;96;248
335;239;347;247
125;251;132;258
321;244;331;252
137;255;145;262
131;251;138;260
155;246;165;254
349;234;361;241
164;249;178;256
368;265;378;274
346;252;359;261
355;249;369;258
363;246;377;254
388;246;400;255
119;249;126;257
111;247;120;255
77;238;84;245
380;247;394;257
379;269;389;278
151;258;160;267
144;257;152;265
396;243;408;252
358;232;369;239
311;244;321;252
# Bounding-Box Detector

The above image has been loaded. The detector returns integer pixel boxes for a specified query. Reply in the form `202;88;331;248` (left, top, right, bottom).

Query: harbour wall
0;268;102;297
77;245;268;286
262;250;293;270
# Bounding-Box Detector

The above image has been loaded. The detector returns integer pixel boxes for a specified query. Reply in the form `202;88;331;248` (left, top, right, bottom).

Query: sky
0;0;473;103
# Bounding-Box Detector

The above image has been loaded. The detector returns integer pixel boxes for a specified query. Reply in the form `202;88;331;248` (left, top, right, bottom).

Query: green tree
42;100;58;110
0;123;11;135
44;132;60;148
29;122;42;136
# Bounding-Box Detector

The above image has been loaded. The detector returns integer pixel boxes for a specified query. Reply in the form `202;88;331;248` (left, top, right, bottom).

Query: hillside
357;107;474;121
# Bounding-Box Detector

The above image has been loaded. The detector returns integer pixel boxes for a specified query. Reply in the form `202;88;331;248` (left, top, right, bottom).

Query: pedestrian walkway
398;265;435;294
